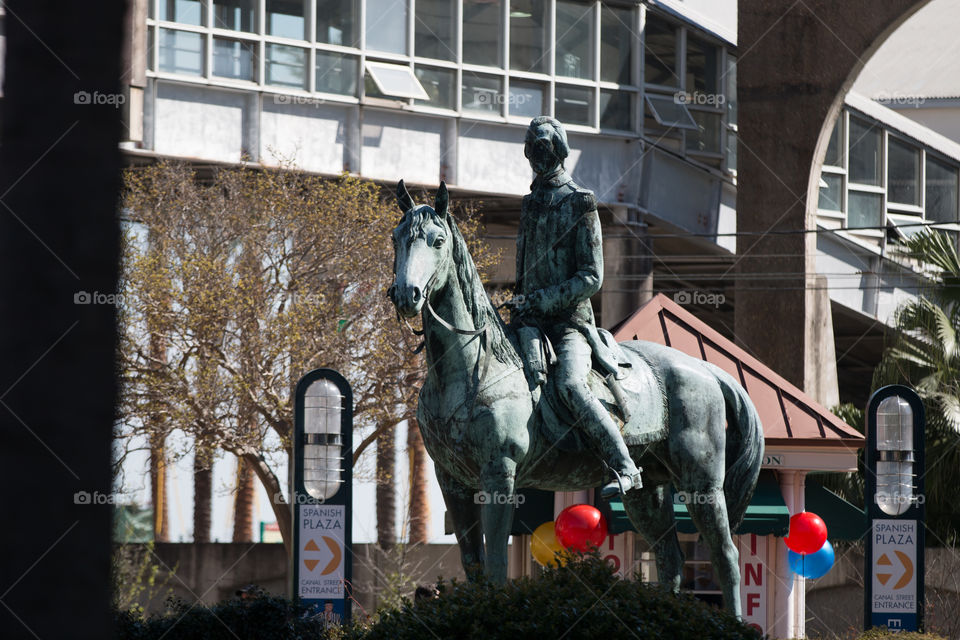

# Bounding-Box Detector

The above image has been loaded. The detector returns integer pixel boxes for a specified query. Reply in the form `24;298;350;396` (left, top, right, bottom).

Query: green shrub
114;593;343;640
363;554;762;640
853;630;945;640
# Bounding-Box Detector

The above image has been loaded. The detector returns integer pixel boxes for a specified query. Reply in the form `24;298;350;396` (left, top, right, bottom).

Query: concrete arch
735;0;933;399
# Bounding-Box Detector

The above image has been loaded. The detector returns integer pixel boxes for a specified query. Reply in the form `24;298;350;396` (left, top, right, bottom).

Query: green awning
601;470;790;537
805;478;866;541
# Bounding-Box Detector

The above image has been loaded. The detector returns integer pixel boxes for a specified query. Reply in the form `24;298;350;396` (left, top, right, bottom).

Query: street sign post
864;385;924;632
292;369;353;624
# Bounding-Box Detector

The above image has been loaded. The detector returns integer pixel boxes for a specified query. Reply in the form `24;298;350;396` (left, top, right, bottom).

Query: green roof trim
805;478;867;541
601;470;790;537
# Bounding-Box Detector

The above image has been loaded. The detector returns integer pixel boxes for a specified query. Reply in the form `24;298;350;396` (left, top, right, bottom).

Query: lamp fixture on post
864;385;924;633
292;369;353;625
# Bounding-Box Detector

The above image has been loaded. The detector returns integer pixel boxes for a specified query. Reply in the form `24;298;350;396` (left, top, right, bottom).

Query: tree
118;163;499;553
874;230;960;543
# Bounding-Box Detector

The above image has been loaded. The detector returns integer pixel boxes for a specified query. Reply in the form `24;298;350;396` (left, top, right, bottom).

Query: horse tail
705;363;764;531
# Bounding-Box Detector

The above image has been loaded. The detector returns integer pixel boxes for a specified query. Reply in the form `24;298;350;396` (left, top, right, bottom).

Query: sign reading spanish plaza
871;519;918;628
298;504;346;598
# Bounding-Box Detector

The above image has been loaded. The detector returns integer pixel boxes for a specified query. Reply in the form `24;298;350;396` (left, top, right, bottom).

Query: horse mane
401;206;521;369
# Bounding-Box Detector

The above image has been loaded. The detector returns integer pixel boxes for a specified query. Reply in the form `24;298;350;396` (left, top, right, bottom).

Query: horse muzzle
388;282;425;318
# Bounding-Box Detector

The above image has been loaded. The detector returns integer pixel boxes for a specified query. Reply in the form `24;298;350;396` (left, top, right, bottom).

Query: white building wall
360;110;444;186
456;122;531;195
260;101;352;173
154;83;249;162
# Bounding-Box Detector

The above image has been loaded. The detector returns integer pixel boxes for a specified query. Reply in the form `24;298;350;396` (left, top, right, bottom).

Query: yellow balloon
531;521;567;567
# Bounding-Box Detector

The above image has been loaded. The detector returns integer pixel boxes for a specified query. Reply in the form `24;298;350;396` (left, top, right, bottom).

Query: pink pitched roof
612;294;864;449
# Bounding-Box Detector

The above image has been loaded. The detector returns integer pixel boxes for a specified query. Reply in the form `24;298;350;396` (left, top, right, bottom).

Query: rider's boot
576;396;643;500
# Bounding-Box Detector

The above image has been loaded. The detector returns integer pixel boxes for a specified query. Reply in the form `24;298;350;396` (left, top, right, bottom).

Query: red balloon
555;504;608;552
784;512;828;554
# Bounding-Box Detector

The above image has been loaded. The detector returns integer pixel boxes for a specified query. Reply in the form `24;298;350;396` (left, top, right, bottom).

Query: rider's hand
507;294;529;313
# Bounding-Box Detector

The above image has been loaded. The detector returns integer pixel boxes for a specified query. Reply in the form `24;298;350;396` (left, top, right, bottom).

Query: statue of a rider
510;116;643;500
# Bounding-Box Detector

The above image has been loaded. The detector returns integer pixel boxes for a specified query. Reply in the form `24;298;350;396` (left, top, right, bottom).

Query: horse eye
433;236;446;248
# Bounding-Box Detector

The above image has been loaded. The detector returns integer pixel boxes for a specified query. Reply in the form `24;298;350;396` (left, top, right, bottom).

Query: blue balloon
788;540;835;579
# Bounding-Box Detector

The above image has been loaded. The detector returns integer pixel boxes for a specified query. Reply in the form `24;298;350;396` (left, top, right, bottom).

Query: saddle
515;324;668;452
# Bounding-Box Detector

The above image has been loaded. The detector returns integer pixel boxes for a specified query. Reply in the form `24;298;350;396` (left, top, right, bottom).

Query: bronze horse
388;181;763;616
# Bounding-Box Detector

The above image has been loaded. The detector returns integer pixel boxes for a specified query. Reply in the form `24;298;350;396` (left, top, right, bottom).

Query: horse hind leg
622;484;683;592
685;487;742;617
436;465;485;579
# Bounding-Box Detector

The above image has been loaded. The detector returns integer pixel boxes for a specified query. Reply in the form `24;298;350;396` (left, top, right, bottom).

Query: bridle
393;217;494;387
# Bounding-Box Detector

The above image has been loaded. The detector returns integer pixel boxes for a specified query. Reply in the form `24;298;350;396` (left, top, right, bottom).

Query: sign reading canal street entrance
871;519;918;629
299;504;346;598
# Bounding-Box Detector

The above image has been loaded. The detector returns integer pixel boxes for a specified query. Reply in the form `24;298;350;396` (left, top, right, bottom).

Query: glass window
318;0;357;47
686;36;718;96
601;6;633;85
644;15;677;87
819;174;843;211
366;61;428;99
849;117;881;186
926;156;959;223
555;84;592;126
316;51;357;95
887;137;921;206
686;111;722;154
415;0;454;61
600;90;632;131
462;73;502;113
366;0;408;54
213;37;256;79
510;0;548;73
213;0;255;32
680;540;723;608
725;129;737;174
644;93;696;129
724;55;736;128
463;0;502;67
509;80;545;119
824;117;842;167
266;43;306;88
158;29;204;75
848;191;883;228
415;66;456;109
556;0;593;80
162;0;203;25
267;0;305;39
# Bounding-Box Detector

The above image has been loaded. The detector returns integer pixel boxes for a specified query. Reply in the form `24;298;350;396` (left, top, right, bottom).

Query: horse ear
435;181;449;218
396;179;414;214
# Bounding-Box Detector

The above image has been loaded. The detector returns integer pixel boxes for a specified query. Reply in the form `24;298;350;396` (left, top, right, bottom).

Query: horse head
388;179;451;318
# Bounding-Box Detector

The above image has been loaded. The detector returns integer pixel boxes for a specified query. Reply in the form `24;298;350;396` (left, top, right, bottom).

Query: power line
484;219;959;241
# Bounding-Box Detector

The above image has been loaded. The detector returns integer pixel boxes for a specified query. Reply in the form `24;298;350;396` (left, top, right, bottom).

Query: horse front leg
480;457;517;584
436;464;485;580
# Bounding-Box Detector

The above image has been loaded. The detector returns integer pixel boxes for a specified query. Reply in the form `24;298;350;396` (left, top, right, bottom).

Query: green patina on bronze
387;117;764;617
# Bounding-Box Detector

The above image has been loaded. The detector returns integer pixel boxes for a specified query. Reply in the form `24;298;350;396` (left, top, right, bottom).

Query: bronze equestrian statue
387;116;763;617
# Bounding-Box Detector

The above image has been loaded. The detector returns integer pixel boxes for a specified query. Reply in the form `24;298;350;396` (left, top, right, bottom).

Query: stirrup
600;467;643;501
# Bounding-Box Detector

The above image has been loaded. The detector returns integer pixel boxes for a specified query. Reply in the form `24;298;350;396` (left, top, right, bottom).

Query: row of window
818;110;960;237
150;0;737;172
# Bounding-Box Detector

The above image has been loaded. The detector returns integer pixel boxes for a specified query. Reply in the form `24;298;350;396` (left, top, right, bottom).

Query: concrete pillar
737;0;930;399
774;470;799;639
600;207;652;330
